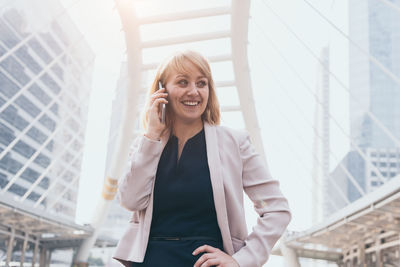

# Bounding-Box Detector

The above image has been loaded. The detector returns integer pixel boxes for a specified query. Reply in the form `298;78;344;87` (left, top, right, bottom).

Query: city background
0;0;399;266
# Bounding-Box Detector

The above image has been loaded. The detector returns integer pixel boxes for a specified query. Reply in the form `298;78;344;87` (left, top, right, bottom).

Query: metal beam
221;105;241;112
138;6;231;24
141;54;232;71
231;0;266;159
215;80;235;87
141;30;231;48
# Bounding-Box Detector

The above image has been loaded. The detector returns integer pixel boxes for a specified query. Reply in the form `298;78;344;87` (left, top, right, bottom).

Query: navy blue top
132;128;223;266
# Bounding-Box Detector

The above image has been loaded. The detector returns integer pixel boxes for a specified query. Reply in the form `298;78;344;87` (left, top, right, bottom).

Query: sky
60;0;349;265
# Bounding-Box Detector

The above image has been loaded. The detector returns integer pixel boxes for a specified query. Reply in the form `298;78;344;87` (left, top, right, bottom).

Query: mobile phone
158;81;166;124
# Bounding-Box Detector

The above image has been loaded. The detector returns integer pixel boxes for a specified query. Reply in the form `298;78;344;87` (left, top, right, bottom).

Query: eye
177;79;188;87
197;80;208;88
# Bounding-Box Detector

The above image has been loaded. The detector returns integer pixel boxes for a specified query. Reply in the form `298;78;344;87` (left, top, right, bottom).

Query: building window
28;37;52;64
0;71;21;98
27;126;47;145
9;183;27;196
0;55;30;86
62;152;74;164
51;63;64;81
50;103;59;116
0;172;8;188
13;140;35;158
39;114;56;132
40;73;61;95
67;118;79;132
371;181;382;187
28;83;51;105
46;140;53;152
15;45;42;75
27;191;41;201
21;167;39;183
15;94;41;118
72;159;82;171
62;171;74;183
40;32;62;56
0;122;15;146
19;168;48;189
1;105;29;131
0;153;22;174
72;140;81;152
0;44;6;57
0;19;20;49
39;177;49;189
34;153;51;168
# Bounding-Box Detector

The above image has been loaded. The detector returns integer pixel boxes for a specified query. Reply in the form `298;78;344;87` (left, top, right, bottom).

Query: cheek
203;91;210;104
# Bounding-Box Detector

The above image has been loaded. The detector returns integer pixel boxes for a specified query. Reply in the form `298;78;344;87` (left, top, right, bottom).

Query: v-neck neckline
172;128;204;166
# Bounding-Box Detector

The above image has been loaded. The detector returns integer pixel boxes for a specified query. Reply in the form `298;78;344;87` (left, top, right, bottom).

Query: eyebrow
175;74;207;79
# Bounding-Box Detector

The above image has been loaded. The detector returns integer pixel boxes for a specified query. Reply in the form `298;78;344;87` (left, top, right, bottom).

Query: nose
187;82;199;95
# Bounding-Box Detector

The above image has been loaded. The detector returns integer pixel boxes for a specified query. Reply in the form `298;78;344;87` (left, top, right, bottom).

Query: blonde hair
142;50;220;131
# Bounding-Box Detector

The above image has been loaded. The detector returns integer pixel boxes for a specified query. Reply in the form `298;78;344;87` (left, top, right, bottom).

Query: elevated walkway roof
274;175;400;261
0;195;117;249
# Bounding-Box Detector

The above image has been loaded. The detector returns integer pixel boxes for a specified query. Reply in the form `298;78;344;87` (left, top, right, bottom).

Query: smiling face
164;60;209;125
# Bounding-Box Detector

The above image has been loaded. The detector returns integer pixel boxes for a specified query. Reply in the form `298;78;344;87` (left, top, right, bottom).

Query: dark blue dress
132;128;224;266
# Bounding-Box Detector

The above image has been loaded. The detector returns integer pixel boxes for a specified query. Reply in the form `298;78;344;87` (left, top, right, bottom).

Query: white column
280;242;301;267
6;228;15;267
32;240;39;267
39;247;46;267
20;232;29;267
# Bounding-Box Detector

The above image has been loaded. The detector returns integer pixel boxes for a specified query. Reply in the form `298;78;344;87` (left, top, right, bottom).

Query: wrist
144;132;161;141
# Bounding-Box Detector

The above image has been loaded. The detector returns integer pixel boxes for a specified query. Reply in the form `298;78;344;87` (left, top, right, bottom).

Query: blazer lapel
204;123;234;255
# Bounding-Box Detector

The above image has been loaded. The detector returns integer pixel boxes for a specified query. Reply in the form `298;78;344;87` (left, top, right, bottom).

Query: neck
172;119;204;142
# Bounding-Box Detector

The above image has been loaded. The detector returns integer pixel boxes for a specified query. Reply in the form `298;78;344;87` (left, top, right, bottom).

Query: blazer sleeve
116;135;164;211
232;132;291;267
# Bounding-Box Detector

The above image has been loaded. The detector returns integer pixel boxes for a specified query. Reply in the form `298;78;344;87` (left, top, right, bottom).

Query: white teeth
182;101;199;106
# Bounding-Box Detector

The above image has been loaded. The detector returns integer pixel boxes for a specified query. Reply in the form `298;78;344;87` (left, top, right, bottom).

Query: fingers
199;258;220;267
193;245;219;256
193;252;219;267
152;97;168;106
153;87;166;95
201;259;219;267
150;92;168;103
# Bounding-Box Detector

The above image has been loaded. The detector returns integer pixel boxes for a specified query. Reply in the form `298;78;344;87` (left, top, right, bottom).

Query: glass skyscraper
327;0;400;214
349;0;400;149
0;0;94;219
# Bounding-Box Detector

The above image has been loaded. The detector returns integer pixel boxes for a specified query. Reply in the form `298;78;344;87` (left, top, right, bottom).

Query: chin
178;115;203;124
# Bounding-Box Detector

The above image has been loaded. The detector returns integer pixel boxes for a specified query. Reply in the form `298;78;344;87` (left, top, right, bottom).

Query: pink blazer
113;123;291;267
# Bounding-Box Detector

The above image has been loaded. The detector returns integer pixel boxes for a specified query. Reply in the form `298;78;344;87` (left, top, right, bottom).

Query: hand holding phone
158;81;166;124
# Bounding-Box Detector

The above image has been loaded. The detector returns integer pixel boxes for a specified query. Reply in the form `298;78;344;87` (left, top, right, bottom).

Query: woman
113;50;291;267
